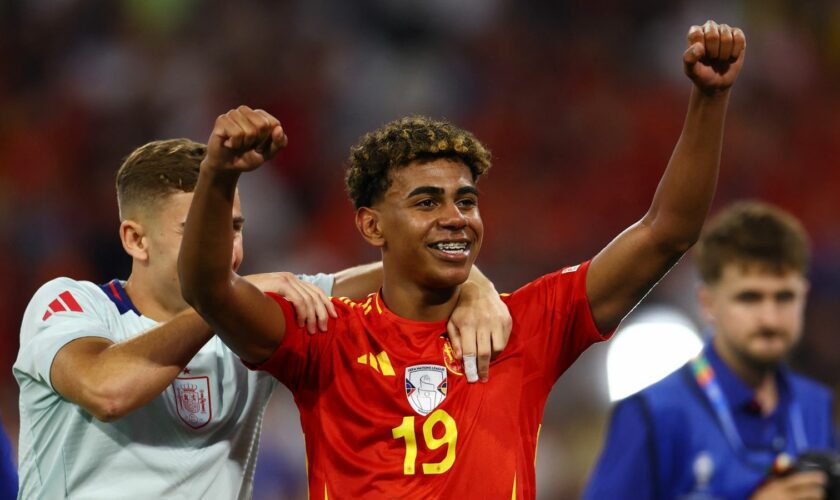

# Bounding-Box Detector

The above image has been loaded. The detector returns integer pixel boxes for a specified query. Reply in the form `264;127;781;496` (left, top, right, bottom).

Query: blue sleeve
583;395;656;500
0;422;17;500
828;394;837;450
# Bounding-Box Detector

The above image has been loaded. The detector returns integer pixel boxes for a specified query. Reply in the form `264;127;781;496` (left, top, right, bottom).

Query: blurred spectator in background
0;418;16;499
585;201;835;499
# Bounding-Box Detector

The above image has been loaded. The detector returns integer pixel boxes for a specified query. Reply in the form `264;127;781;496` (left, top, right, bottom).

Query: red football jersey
253;261;609;499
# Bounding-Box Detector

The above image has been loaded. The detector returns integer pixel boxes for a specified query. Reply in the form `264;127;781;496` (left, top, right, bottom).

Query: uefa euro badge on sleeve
172;376;213;429
405;365;448;416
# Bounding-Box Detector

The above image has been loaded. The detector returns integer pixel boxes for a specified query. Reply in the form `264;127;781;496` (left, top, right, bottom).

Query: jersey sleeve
505;260;613;388
583;395;656;500
15;278;115;391
296;273;335;296
243;292;335;394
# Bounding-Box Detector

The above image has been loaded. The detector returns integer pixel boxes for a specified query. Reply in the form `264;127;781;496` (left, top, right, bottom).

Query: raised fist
203;105;288;173
684;21;746;94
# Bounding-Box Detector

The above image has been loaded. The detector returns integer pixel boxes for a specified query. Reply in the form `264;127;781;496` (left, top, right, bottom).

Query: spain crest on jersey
440;337;463;376
172;376;212;429
404;364;447;416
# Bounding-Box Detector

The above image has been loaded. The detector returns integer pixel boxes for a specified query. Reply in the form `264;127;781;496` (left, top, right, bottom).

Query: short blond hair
116;139;206;220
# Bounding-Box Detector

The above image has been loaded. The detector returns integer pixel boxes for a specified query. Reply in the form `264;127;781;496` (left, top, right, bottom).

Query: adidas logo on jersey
42;291;84;321
357;351;396;376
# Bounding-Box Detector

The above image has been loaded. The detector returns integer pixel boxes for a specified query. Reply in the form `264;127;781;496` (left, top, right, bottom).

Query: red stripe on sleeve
108;281;123;302
59;291;84;312
42;310;52;321
48;299;66;313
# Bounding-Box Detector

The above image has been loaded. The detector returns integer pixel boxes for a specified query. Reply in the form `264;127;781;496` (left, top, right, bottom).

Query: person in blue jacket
585;201;836;500
1;417;17;499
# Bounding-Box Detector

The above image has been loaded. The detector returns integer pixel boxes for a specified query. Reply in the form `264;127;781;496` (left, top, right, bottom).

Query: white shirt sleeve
16;278;115;392
296;272;335;296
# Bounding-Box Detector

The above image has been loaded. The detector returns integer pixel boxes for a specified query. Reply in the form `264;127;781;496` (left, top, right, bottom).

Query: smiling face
700;263;808;372
360;158;483;291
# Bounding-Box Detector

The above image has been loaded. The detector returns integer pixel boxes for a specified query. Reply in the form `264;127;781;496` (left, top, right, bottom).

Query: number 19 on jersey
391;409;458;475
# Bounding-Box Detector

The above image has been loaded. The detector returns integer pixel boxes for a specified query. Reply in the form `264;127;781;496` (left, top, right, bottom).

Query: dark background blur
2;0;839;498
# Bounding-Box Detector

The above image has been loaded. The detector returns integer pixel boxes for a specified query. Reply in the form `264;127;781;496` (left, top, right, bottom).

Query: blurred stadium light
606;306;703;402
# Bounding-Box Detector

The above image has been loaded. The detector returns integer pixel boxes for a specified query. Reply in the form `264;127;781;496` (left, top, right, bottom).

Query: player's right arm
30;275;330;422
179;106;292;364
50;309;211;422
17;278;208;422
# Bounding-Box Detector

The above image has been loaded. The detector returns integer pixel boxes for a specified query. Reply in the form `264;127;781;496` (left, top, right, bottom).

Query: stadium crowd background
1;0;838;497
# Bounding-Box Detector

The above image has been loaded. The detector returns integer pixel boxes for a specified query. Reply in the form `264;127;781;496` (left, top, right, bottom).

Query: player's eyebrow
407;186;444;198
407;186;478;198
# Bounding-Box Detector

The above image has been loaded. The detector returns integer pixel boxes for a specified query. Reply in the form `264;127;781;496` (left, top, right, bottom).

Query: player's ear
355;207;385;248
120;219;150;262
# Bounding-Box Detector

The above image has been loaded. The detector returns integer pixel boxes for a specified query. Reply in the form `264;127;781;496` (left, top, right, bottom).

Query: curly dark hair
346;116;492;208
695;201;810;284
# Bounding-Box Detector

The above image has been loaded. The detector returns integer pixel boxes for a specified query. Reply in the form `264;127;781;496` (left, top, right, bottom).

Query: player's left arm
586;21;746;332
333;262;511;383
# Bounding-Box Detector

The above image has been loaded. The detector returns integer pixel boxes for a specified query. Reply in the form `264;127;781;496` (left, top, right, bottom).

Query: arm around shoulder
332;262;382;300
49;309;214;422
18;279;214;422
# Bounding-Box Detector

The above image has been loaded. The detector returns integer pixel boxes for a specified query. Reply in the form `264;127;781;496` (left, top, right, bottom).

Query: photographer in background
585;201;836;500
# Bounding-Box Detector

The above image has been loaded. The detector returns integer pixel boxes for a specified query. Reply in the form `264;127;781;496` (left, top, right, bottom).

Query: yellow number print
391;409;458;475
422;409;457;474
391;416;418;474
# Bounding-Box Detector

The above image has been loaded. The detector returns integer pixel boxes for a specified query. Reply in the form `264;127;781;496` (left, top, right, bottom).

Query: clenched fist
203;105;288;173
684;20;746;94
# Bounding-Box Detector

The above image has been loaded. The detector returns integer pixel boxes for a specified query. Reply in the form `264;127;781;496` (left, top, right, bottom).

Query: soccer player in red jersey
180;21;746;499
